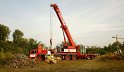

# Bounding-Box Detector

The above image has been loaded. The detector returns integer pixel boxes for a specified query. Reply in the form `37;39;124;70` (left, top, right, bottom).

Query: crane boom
51;4;76;49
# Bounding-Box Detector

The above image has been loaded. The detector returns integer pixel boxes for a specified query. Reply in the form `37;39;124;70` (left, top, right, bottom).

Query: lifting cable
50;5;53;49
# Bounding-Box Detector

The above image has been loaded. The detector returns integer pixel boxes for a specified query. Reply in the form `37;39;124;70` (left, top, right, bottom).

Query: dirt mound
9;54;35;68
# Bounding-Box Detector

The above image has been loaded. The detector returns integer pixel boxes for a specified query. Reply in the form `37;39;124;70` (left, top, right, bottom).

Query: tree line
56;40;124;55
0;24;41;55
0;23;124;55
80;41;124;55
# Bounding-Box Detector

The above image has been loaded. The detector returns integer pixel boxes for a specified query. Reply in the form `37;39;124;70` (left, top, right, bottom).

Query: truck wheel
86;56;91;60
65;55;70;60
35;55;42;62
72;55;77;60
59;55;63;60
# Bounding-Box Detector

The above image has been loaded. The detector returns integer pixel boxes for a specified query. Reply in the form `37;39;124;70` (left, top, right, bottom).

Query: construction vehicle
29;3;97;61
29;44;61;63
51;3;97;60
29;44;48;61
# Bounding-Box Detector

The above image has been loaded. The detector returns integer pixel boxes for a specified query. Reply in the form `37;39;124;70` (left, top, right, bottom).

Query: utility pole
112;35;124;55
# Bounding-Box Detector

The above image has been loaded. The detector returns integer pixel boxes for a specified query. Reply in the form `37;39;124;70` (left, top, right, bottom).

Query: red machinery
29;4;96;61
29;44;48;61
51;4;96;60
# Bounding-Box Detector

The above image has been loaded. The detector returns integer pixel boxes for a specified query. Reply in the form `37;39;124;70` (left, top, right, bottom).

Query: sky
0;0;124;47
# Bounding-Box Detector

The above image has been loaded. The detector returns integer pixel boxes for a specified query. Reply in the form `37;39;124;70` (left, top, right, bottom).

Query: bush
97;53;118;61
0;51;13;65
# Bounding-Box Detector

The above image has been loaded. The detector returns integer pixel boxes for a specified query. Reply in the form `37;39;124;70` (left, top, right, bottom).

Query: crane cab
29;49;37;58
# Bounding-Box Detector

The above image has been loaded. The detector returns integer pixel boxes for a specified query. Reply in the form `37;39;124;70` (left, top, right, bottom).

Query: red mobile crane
29;4;96;61
51;3;79;60
51;4;96;60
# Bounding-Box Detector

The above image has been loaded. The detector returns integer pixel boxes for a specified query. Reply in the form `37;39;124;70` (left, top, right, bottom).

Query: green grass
0;60;124;72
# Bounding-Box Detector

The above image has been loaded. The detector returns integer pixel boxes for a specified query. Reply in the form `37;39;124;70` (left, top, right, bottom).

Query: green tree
13;29;24;44
98;48;106;55
0;24;10;41
122;42;124;50
80;44;86;54
28;38;36;47
111;41;121;52
19;38;28;48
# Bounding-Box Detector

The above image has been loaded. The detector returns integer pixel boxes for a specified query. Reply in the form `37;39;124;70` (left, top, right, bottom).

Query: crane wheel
72;55;77;60
86;56;91;60
65;55;70;60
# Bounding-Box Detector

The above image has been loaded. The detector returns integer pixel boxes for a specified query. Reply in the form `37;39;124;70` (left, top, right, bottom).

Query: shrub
0;51;13;65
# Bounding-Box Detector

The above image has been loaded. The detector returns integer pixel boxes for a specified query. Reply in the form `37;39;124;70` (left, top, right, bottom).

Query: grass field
0;60;124;72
